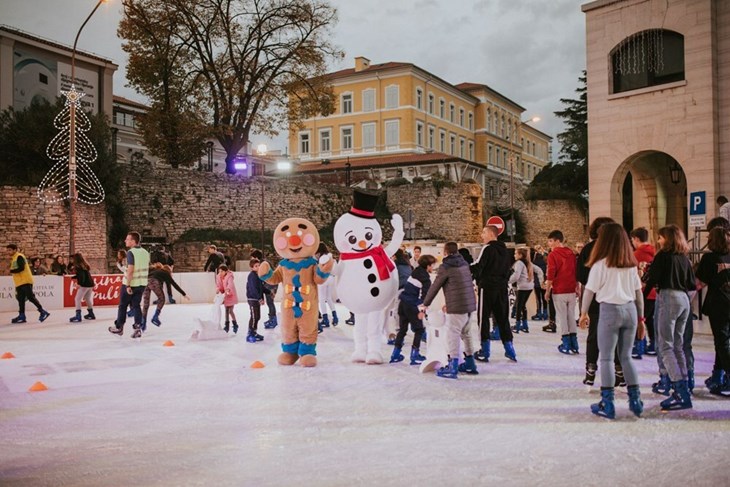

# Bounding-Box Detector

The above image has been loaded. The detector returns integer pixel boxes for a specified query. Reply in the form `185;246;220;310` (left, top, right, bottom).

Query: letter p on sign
689;191;706;216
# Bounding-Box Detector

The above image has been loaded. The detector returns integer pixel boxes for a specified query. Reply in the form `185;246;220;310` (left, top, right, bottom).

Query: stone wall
387;181;483;242
1;168;491;273
121;160;354;244
522;199;588;248
0;186;108;274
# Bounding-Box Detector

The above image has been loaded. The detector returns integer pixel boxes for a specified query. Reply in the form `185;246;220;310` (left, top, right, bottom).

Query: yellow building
288;57;551;204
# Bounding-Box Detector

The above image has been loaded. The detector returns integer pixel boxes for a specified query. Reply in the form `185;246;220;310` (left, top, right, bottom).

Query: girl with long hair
642;224;696;410
578;223;644;419
69;252;95;322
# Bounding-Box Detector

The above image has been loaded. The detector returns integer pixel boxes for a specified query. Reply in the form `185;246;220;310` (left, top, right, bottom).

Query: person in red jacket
545;230;579;354
630;227;657;357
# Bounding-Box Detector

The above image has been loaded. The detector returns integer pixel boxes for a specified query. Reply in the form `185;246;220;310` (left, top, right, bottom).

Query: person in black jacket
203;245;225;273
390;254;436;365
68;252;95;322
471;224;516;362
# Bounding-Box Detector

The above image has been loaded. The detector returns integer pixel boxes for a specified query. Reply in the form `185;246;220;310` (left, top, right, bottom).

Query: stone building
286;57;552;214
582;0;730;237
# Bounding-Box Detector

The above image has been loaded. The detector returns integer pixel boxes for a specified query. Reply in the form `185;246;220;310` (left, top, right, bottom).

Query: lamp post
507;116;540;242
67;0;107;256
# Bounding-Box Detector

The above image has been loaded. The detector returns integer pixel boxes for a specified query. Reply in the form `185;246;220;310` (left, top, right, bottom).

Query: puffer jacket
423;253;476;314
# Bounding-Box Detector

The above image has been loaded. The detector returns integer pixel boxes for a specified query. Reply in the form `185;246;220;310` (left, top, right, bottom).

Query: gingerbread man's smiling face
273;217;320;260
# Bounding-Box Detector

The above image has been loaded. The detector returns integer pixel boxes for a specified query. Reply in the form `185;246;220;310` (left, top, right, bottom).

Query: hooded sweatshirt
547;246;577;294
634;243;657;300
423;253;476;314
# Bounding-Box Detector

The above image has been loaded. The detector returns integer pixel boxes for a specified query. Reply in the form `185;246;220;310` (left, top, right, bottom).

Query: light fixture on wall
670;160;682;185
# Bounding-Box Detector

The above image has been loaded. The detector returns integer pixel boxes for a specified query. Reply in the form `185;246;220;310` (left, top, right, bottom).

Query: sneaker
131;329;142;339
542;321;556;333
108;326;123;335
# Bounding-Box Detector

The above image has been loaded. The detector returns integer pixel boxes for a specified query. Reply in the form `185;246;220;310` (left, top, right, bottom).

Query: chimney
354;56;371;72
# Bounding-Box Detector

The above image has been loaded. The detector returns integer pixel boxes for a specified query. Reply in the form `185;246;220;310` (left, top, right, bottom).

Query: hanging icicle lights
614;29;665;76
39;85;105;205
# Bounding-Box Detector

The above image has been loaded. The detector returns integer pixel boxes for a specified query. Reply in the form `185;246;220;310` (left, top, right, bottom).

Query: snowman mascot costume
333;190;404;364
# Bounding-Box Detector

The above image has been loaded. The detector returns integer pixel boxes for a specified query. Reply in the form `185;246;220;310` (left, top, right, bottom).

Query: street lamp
507;116;540;242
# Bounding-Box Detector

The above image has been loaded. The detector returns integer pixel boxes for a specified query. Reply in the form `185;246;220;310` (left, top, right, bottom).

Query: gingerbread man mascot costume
258;217;333;367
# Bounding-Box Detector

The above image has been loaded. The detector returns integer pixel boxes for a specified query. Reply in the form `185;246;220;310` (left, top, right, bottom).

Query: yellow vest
10;252;34;287
127;247;150;287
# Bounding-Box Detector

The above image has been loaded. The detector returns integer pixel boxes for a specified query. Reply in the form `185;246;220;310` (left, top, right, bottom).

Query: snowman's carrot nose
358;240;367;249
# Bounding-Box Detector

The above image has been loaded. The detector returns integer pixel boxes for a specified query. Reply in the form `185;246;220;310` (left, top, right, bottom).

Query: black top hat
350;189;380;219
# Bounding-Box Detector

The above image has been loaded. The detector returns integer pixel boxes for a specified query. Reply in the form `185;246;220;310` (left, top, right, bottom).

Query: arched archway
611;151;687;237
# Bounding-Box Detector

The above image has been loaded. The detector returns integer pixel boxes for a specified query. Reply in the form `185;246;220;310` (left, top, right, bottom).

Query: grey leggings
654;289;689;382
597;302;639;388
75;286;94;311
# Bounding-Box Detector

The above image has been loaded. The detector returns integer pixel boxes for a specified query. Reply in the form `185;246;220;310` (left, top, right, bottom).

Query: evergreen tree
527;71;587;202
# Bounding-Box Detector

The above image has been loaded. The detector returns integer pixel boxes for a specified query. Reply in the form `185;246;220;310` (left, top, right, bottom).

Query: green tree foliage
527;71;587;202
119;0;343;174
0;98;127;247
119;0;209;168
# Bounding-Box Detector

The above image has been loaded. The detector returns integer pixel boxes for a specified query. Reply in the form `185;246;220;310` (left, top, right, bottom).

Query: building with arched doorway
582;0;729;239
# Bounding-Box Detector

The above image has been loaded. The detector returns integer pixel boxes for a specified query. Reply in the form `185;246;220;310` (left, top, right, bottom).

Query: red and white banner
63;274;125;307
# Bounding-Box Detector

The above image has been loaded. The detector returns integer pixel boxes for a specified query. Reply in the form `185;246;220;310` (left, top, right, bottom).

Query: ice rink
1;302;728;486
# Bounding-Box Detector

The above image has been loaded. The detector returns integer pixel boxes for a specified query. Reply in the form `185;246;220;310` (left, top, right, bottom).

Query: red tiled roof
291;152;478;174
323;62;413;80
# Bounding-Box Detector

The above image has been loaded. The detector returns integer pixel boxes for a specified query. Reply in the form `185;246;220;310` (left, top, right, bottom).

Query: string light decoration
614;29;665;76
39;85;105;204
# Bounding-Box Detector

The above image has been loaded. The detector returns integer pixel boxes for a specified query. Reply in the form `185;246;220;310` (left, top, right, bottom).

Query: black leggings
534;287;547;314
395;301;425;349
708;310;730;373
515;290;532;321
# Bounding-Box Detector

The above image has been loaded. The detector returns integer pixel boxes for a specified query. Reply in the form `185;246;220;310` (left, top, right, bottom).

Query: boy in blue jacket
246;258;267;343
390;254;437;365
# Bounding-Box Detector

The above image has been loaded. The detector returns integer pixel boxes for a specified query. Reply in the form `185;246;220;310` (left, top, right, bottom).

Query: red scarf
340;246;395;281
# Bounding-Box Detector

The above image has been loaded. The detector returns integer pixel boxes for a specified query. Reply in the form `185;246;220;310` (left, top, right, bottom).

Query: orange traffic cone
162;340;175;347
250;361;265;369
1;352;15;359
28;381;48;392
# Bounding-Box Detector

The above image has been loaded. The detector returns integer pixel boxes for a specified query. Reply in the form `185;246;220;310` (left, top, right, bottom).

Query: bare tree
120;0;342;173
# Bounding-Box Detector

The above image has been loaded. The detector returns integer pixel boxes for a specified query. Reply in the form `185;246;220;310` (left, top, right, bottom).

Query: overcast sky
1;0;587;157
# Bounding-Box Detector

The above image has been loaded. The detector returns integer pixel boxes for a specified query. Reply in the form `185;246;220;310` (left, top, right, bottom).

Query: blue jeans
114;285;145;328
654;289;690;382
597;302;639;388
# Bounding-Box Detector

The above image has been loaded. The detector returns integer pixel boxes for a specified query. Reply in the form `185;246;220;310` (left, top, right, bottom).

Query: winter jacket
216;272;239;306
472;240;511;288
547;246;577;294
509;260;534;291
634;243;657;300
71;267;94;288
395;257;413;289
246;271;265;302
204;252;225;272
400;266;432;307
423;254;476;314
642;250;695;299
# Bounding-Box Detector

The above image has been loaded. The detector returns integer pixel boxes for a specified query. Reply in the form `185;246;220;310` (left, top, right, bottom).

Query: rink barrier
0;272;263;312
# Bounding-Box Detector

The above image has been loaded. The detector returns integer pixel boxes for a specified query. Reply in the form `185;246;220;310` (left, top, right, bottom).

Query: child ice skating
216;264;240;335
68;252;95;322
246;260;266;343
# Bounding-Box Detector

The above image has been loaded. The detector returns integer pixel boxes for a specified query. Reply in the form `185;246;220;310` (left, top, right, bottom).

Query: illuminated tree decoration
39;85;105;204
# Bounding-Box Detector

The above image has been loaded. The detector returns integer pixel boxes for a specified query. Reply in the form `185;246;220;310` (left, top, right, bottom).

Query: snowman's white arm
384;213;404;257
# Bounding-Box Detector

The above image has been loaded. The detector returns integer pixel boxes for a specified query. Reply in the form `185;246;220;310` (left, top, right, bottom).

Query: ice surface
1;303;728;486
